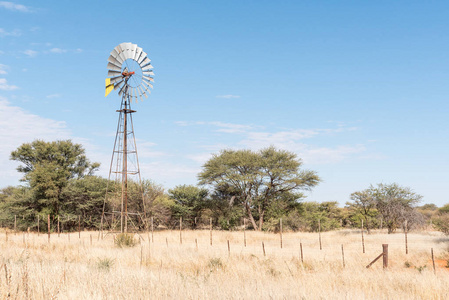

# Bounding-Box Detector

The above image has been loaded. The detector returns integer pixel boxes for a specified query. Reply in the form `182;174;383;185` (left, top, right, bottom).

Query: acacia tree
198;146;320;231
346;190;378;233
10;140;100;216
373;183;423;233
348;183;423;233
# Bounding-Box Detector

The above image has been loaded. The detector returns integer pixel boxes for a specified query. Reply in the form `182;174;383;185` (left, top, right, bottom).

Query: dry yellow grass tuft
0;228;447;299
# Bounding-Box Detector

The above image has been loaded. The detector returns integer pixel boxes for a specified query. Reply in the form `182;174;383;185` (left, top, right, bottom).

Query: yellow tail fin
105;78;113;97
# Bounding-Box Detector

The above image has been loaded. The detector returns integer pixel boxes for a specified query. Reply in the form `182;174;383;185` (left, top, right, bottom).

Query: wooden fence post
404;220;408;255
431;248;436;274
262;241;266;256
243;218;246;247
47;214;50;243
341;244;345;268
179;217;182;244
227;240;230;256
151;216;154;243
318;219;322;250
300;241;303;263
280;218;283;249
195;238;198;251
361;219;365;253
210;218;213;246
382;244;388;268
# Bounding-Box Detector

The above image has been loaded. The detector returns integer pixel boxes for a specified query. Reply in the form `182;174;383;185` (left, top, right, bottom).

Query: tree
349;183;424;233
373;183;424;233
168;185;208;228
431;203;449;235
198;146;320;231
61;176;109;229
10;140;100;216
346;190;378;233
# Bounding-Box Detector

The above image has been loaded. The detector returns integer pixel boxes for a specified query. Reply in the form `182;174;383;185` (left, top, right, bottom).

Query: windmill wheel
105;42;154;101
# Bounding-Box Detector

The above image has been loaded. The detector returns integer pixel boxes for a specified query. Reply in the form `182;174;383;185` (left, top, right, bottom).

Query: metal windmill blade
105;42;154;101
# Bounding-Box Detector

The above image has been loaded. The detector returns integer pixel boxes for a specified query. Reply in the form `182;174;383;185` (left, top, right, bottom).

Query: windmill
101;42;154;234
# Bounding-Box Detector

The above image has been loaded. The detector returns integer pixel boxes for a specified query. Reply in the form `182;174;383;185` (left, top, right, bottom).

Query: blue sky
1;1;448;206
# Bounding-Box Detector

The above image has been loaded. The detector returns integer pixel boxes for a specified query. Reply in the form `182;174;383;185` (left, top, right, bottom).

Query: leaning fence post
382;244;388;268
262;241;266;256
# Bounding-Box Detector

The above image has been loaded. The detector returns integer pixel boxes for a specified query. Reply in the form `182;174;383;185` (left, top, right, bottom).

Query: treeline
1;140;448;234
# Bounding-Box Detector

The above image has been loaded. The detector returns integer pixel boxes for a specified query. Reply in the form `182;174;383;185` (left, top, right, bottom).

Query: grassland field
0;228;448;299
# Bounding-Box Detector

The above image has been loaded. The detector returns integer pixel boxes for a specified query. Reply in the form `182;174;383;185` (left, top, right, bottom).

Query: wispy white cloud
186;153;213;164
209;121;254;133
46;94;61;99
0;28;21;37
0;98;71;184
45;47;82;54
0;64;7;75
0;78;18;90
180;120;368;165
175;120;255;133
135;141;170;158
216;94;240;99
23;49;37;57
49;48;67;54
0;1;32;12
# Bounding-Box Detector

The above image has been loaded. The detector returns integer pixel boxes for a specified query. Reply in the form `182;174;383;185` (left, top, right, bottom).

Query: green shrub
96;258;114;271
433;214;449;235
114;233;136;248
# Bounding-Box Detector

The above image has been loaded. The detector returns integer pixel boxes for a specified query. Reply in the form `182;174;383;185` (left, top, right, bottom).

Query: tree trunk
259;211;264;231
245;199;258;231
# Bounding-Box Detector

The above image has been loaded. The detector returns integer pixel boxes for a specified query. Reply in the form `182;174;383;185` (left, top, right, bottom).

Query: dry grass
0;228;448;299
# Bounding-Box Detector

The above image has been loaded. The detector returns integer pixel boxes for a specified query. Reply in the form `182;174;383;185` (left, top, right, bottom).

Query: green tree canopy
10;140;100;216
168;185;208;228
198;146;320;230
